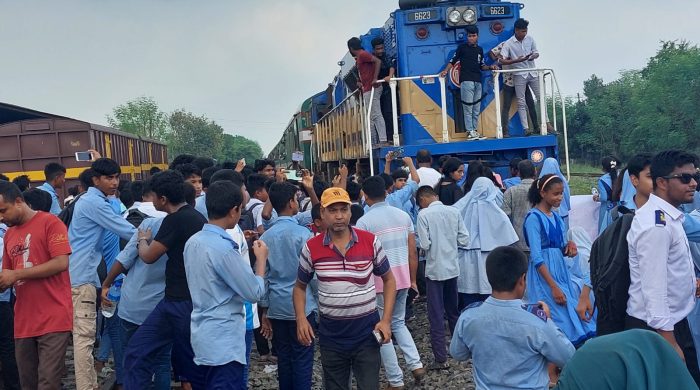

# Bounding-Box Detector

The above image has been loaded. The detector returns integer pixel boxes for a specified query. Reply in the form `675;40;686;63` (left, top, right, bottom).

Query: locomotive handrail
316;88;361;125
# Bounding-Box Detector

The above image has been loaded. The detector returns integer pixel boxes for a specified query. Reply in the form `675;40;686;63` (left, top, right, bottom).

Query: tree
168;109;224;159
218;133;264;163
107;96;169;141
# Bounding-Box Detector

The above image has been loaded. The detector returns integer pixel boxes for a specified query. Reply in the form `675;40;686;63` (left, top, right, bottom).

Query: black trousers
625;315;700;386
0;301;20;390
380;91;394;142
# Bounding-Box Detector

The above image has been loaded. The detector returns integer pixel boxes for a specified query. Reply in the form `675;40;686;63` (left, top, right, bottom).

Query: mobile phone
372;329;384;345
75;151;92;161
522;303;546;319
295;169;304;178
591;187;599;196
407;287;419;303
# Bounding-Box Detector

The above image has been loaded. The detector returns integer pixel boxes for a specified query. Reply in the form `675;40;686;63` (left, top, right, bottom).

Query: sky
1;0;699;154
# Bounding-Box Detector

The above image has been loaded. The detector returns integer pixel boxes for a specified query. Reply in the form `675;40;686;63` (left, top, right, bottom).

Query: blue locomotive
269;0;566;180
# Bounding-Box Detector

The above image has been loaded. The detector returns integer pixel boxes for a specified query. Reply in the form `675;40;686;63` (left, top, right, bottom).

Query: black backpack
590;206;635;336
120;208;152;250
58;192;86;227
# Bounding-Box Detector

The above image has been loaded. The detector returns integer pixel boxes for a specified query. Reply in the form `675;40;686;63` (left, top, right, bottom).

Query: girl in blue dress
594;156;619;234
524;174;596;346
539;158;571;230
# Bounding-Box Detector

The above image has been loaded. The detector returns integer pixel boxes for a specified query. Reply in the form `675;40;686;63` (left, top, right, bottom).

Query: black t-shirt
376;54;395;80
450;44;485;83
154;205;207;301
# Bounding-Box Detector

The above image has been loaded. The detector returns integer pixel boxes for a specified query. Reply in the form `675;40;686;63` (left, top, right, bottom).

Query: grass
564;162;601;196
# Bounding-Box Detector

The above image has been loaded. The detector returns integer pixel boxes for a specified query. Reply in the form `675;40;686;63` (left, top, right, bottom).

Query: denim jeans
459;81;482;132
104;308;124;384
120;318;172;390
270;313;316;390
376;289;422;387
203;360;246;390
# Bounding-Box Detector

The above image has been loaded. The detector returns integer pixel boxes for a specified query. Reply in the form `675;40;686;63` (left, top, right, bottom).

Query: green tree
168;109;224;159
107;96;169;141
218;133;264;163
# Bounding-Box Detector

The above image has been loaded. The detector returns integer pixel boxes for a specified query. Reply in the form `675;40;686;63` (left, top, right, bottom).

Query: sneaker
467;131;482;140
524;129;535;137
427;361;449;371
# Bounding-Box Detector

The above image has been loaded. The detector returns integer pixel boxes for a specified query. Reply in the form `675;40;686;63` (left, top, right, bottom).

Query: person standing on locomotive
440;25;498;140
372;38;396;143
499;18;555;136
348;37;388;147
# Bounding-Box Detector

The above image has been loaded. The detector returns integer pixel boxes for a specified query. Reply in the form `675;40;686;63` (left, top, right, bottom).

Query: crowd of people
0;148;699;390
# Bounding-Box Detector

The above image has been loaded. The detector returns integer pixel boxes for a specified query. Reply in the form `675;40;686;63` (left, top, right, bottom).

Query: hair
627;153;654;178
347;37;362;51
351;204;364;226
379;173;394;190
202;166;222;189
22;188;51;212
463;160;484;192
486;246;528;292
509;157;523;172
210;169;244;186
313;177;330;199
518;159;536;179
362;176;388;201
149;170;186;204
371;37;384;48
416;185;437;203
129;181;145;202
169;154;196;169
68;185;80;197
246;174;268;198
192;157;215;171
528;174;563;206
0;174;9;182
601;156;620;195
269;182;298;214
416;149;432;164
346;180;361;202
465;25;479;35
91;158;121;177
0;181;23;204
149;166;161;175
206;181;244;220
311;203;322;222
44;163;66;182
437;155;452;172
441;157;463;180
117;179;130;193
12;175;31;192
514;18;529;30
174;163;201;179
79;168;95;190
254;158;275;173
391;168;408;182
184;182;196;206
651;150;699;190
221;161;237;170
119;187;135;209
611;168;627;202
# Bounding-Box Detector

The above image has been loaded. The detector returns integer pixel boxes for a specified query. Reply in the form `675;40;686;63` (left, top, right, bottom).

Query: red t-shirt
2;212;73;338
356;50;377;92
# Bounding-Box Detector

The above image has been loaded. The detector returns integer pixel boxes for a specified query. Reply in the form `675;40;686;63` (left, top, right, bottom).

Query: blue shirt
450;297;575;390
194;193;208;219
185;224;265;366
68;187;136;287
387;181;419;224
503;176;521;189
259;216;316;320
117;217;168;325
0;224;11;302
102;197;123;274
263;209;313;231
37;182;62;215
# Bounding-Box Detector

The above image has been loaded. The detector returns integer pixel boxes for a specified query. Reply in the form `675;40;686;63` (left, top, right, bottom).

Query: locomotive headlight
447;9;462;24
462;9;476;23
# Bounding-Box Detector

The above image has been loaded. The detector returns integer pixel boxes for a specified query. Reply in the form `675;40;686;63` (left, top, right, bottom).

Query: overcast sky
1;0;698;154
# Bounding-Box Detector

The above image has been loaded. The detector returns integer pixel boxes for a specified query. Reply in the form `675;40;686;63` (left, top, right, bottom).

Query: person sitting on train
254;158;276;180
372;37;397;143
439;25;499;141
348;37;389;148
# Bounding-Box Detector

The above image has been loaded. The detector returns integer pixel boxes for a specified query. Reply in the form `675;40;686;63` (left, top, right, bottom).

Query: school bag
589;206;634;336
57;192;86;227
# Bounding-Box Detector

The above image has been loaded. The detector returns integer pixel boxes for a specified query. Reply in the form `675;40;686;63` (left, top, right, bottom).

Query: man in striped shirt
294;187;396;390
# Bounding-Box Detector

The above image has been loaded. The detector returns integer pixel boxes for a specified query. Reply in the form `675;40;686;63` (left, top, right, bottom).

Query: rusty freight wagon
0;102;168;199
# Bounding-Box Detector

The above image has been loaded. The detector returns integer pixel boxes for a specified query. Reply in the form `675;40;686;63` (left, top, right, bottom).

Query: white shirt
417;167;442;189
126;202;167;219
246;199;265;230
626;194;696;331
500;35;539;78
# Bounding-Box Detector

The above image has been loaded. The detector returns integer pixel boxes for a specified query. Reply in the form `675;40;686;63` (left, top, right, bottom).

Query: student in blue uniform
594;156;619;234
524;174;596;346
450;246;575;389
539;158;571;230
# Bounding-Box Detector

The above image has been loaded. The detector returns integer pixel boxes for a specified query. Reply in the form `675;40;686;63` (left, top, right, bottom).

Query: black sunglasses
662;173;700;185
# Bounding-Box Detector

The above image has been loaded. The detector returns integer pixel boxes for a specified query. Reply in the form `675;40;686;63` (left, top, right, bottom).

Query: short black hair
313;178;329;199
362;176;388;201
269;182;298;214
509;157;523;171
466;25;479;35
514;18;529;30
68;185;80;197
347;37;362;51
416;185;437;203
129;181;145;202
627;153;654;178
651;150;698;189
221;161;237;170
416;149;432;164
371;37;384;48
150;170;186;204
149;166;162;175
119;187;135;209
346;180;362;202
0;181;23;204
193;157;215;171
0;174;9;182
210;169;244;186
91;158;121;177
518;159;536;179
379;173;394;191
184;182;196;206
44;162;66;181
202;166;222;188
311;203;322;221
486;246;528;292
206;181;244;220
174;163;202;180
169;154;196;170
391;168;408;182
247;174;268;198
22;188;51;212
254;159;276;173
79;169;95;190
351;204;364;226
12;175;31;192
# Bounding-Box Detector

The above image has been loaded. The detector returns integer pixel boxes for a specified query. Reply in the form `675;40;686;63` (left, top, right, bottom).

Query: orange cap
320;187;352;208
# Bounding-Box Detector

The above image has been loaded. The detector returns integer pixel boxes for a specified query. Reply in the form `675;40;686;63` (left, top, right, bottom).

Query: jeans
120;319;172;390
376;289;422;387
459;81;482;132
0;301;20;390
426;277;459;363
124;298;206;390
513;74;548;131
502;84;538;134
203;360;246;390
270;314;316;390
103;307;124;384
363;86;387;144
320;343;381;390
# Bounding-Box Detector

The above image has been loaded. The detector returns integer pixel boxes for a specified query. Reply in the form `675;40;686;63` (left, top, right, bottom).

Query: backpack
58;192;86;227
120;208;152;250
589;206;635;336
